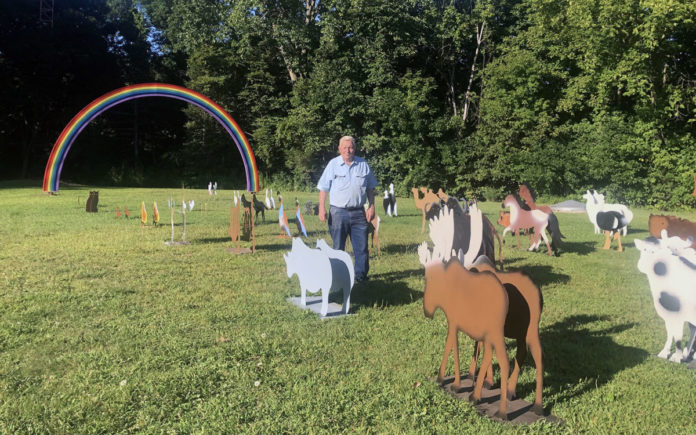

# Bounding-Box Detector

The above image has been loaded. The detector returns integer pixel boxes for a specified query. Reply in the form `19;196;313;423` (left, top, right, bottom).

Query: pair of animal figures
412;187;458;233
284;238;354;317
382;183;398;217
418;204;544;420
581;190;633;251
499;184;563;256
636;230;696;363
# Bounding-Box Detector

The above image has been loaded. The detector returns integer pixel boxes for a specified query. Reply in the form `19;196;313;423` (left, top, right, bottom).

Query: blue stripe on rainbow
43;83;259;192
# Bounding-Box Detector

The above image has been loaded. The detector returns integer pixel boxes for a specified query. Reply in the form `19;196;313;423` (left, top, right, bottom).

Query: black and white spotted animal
635;230;696;362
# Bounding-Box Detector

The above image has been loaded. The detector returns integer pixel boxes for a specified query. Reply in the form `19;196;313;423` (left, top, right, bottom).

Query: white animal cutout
269;188;276;209
418;204;483;269
265;188;271;209
390;183;397;216
636;230;696;362
284;238;354;316
583;190;633;236
383;190;392;217
208;182;212;195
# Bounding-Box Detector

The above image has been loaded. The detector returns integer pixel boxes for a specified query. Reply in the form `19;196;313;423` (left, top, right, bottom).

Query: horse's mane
520;182;538;202
513;193;532;211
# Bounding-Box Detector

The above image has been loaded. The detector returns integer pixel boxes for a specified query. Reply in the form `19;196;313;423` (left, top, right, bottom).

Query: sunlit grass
1;181;695;432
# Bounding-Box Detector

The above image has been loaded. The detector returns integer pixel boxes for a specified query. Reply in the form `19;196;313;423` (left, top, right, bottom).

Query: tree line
2;0;695;207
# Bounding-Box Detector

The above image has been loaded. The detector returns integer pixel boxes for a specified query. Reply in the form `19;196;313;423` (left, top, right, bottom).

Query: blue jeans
329;206;369;280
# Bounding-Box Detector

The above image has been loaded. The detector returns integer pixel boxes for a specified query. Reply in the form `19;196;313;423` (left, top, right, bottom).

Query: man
317;136;378;282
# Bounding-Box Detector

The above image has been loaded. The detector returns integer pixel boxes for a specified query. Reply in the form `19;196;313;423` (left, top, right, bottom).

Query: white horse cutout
636;230;696;362
284;238;353;316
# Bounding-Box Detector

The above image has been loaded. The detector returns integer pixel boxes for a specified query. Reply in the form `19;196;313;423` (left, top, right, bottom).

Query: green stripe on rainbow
43;83;259;192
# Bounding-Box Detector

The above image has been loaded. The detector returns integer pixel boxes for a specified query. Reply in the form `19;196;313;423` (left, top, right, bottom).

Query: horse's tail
547;213;563;255
483;215;504;270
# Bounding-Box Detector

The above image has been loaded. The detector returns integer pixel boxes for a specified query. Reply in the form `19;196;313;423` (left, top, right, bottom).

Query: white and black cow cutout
635;230;696;362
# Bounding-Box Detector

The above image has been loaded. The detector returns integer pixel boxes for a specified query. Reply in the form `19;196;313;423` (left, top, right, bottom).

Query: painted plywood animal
582;190;633;236
283;238;353;316
418;244;510;420
501;194;553;256
649;214;696;249
636;231;696;362
597;210;629;251
412;187;441;233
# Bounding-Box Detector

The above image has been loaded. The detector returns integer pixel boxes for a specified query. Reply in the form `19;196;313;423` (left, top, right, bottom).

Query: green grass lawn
2;181;696;432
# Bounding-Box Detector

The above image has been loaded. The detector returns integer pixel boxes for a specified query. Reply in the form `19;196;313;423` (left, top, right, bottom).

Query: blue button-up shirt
317;155;379;208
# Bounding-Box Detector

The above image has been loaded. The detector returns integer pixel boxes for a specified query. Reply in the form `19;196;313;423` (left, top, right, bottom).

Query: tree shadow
198;237;231;244
556;241;598;256
377;242;424;256
494;262;570;288
514;314;648;412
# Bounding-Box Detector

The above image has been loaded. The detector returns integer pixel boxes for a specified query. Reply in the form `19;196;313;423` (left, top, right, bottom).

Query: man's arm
365;188;375;222
318;190;328;222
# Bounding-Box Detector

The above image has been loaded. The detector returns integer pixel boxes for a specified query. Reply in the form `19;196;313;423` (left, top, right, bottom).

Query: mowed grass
1;181;696;433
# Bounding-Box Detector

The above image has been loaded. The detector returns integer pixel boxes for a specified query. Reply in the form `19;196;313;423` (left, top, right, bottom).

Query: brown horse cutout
229;201;242;253
502;194;553;255
649;214;696;249
368;213;381;256
519;183;552;214
420;258;511;420
412;187;441;233
436;188;449;202
468;257;544;415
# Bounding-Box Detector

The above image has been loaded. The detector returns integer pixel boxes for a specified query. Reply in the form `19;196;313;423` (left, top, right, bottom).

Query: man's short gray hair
339;136;356;146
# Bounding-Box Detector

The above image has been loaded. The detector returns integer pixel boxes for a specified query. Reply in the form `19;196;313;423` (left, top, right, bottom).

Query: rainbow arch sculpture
43;83;259;193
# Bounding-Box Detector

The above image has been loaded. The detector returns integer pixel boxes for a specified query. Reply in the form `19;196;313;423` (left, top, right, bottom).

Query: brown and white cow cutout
636;231;696;362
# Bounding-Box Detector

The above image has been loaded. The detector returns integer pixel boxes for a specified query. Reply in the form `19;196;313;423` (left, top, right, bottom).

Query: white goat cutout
583;190;633;236
284;238;354;316
636;230;696;362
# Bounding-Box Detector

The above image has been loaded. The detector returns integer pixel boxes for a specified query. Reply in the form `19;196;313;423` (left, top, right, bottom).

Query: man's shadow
331;269;424;310
510;314;648;412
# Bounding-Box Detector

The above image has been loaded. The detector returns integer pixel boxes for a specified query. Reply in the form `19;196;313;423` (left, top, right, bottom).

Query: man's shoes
355;276;369;283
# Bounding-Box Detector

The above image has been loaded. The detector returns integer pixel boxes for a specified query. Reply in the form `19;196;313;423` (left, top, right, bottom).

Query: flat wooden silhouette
436;188;449;202
597;210;628;251
229;201;242;253
278;198;291;237
518;184;563;254
368;213;381;256
501;194;553;256
412;187;444;233
469;256;544;415
86;191;99;213
284;238;353;316
418;256;511;420
295;206;308;237
116;207;121;218
140;201;147;225
153;202;160;226
497;210;531;248
317;239;354;313
636;231;696;362
649;214;696;249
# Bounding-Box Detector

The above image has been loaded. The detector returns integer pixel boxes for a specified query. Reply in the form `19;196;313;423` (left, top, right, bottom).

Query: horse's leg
471;341;493;404
467;341;480;379
502;226;511;241
438;327;455;384
492;335;509;420
540;227;552;255
507;338;525;400
343;283;351;315
452;330;462;389
527;337;544;415
615;232;623;252
515;229;521;248
602;230;612;250
685;323;696;361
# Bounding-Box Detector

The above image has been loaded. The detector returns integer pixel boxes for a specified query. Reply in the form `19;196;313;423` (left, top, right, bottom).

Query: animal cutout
284;238;353;316
517;184;564;254
418;247;510;420
295;205;308;237
229;201;242;252
468;256;544;415
501;195;553;256
265;189;272;209
269;188;276;209
368;213;381;256
116;207;121;218
436;188;449;202
518;183;552;214
389;183;397;216
124;206;130;219
582;190;633;236
412;187;441;233
85;191;99;212
636;231;696;362
383;190;393;216
140;201;147;225
252;193;267;223
497;210;532;248
426;199;501;268
208;182;212;195
649;214;696;249
153;202;160;226
304;200;319;216
278;198;291;237
597;210;629;251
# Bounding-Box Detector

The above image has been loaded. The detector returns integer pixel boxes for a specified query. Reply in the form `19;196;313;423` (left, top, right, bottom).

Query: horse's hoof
469;395;481;405
531;404;544;416
494;410;508;421
483;380;493;389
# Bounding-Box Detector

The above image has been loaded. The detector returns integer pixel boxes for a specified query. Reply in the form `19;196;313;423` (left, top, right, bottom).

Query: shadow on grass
338;270;424;310
512;314;648;413
495;262;571;288
377;242;423;256
556;241;597;256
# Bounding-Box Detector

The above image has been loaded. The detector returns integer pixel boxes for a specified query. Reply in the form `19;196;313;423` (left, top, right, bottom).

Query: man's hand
318;190;327;222
319;207;327;222
365;203;375;222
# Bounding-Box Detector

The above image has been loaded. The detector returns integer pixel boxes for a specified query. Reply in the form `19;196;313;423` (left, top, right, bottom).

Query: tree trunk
462;22;485;123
